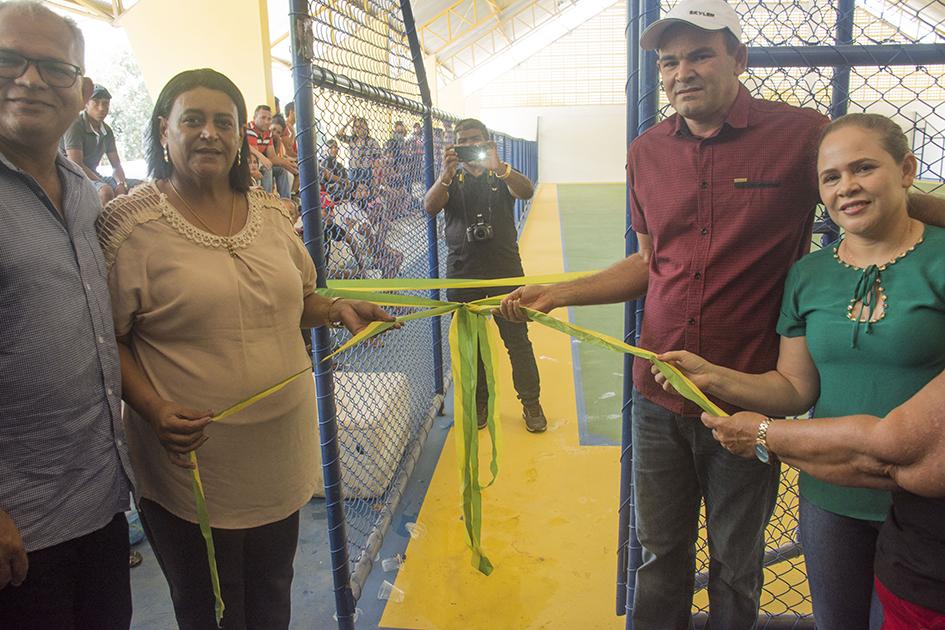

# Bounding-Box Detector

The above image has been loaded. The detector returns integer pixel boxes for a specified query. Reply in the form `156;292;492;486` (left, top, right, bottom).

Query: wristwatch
755;417;773;464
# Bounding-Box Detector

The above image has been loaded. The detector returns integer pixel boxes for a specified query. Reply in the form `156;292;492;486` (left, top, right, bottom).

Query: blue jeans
261;166;293;199
798;496;884;630
631;392;780;630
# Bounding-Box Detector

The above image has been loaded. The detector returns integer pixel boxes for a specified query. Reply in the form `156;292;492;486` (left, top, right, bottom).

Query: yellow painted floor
379;184;811;629
380;184;627;629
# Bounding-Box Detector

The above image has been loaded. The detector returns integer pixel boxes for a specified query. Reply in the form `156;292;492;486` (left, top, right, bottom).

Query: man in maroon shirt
501;1;945;627
504;5;817;623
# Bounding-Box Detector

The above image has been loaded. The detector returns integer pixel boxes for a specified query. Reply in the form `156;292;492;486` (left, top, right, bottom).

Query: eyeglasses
0;50;82;88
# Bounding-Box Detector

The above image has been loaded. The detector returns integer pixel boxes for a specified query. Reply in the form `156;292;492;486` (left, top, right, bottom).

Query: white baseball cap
640;0;742;51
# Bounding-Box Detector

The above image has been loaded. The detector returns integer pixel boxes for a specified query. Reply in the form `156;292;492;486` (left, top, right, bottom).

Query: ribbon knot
850;264;881;348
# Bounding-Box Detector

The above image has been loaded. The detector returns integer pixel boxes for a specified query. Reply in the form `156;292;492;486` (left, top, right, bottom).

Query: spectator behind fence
500;2;945;627
322;138;352;199
443;119;455;146
382;120;412;203
313;183;368;277
270;113;300;196
424;118;546;433
282;101;297;159
432;125;446;163
0;4;134;628
95;68;394;629
270;114;287;156
337;115;380;187
246;103;296;199
349;180;403;277
61;83;140;204
657;113;945;629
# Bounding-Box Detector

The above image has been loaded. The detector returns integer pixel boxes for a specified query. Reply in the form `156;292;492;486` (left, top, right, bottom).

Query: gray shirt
61;111;116;173
0;151;132;552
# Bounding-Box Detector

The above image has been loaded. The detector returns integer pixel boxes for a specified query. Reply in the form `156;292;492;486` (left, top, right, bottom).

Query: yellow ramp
380;184;626;629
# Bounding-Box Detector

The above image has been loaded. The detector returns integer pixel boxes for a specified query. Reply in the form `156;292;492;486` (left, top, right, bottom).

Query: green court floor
556;183;627;445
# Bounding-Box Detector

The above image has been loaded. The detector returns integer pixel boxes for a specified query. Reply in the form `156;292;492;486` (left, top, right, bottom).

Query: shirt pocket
713;174;802;234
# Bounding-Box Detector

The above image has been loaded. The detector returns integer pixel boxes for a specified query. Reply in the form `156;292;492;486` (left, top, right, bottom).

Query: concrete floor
129;403;453;630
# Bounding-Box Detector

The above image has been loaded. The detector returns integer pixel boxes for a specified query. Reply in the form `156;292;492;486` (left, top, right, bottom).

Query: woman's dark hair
819;112;910;164
147;68;251;192
272;113;286;129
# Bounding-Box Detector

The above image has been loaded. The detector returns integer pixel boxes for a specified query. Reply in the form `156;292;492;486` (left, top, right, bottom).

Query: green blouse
777;224;945;521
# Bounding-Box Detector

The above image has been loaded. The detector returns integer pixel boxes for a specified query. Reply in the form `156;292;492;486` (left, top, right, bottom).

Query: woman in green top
652;113;945;630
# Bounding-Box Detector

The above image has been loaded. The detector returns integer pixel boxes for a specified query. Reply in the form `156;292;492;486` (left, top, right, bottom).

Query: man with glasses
0;3;133;629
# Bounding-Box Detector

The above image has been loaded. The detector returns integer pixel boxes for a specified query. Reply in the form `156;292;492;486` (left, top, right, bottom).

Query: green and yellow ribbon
187;272;726;614
317;272;727;575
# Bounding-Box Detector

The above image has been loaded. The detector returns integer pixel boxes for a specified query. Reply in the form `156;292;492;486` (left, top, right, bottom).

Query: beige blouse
97;183;321;528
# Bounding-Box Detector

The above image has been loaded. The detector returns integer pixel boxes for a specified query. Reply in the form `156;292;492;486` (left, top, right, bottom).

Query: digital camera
455;144;487;163
466;214;494;242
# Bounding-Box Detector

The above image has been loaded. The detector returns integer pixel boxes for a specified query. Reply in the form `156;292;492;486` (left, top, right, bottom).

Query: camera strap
457;168;497;227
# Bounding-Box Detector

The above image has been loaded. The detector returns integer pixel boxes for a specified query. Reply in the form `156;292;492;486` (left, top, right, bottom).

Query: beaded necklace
832;224;924;347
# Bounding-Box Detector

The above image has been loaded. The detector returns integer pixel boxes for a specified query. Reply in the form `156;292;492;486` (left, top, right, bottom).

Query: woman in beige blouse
96;69;393;630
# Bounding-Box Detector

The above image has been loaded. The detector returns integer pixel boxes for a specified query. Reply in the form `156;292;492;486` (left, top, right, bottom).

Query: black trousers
138;499;299;630
446;285;541;404
0;512;131;630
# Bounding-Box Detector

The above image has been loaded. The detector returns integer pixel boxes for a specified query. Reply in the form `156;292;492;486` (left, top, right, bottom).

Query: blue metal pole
831;3;857;140
400;0;445;396
617;0;641;616
638;0;661;135
624;2;661;626
288;1;356;628
822;0;857;247
748;43;945;68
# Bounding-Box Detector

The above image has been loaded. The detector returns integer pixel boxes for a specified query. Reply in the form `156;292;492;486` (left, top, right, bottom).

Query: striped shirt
0;151;132;552
246;121;272;153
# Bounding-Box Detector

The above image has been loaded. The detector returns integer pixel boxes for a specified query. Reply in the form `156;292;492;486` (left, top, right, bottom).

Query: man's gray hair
0;1;86;66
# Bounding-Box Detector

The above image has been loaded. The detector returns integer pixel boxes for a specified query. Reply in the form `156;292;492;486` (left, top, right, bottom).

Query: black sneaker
522;401;547;433
477;400;488;430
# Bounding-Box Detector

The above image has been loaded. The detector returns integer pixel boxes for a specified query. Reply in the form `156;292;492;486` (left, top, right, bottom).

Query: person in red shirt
246;104;297;198
500;0;945;627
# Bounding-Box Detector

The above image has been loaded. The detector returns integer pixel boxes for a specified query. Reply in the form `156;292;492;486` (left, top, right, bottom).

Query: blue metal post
288;2;356;628
617;0;641;616
821;0;857;246
831;0;856;120
400;0;445;395
623;1;661;626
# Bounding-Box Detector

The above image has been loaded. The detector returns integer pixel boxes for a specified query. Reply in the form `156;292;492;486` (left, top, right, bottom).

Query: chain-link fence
287;0;537;625
621;0;945;627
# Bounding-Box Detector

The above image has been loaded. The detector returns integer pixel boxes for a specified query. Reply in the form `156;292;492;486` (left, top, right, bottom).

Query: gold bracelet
497;162;512;179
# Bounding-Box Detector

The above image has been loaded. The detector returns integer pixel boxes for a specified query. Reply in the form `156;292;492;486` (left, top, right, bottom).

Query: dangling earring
237;151;242;167
163;144;170;164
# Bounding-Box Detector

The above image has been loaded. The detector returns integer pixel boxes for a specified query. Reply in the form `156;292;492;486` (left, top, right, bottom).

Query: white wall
434;77;626;183
535;105;626;183
440;103;626;183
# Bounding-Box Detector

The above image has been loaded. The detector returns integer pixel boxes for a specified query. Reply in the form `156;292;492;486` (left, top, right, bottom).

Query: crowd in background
58;84;461;280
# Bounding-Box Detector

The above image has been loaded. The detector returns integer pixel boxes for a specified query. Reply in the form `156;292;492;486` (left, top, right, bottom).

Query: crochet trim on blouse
96;183;291;272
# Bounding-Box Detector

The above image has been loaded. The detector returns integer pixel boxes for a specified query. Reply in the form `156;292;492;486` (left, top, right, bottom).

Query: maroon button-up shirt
630;85;829;415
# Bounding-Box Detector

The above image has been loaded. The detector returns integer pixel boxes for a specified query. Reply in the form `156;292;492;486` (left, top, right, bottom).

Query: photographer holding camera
424;118;546;433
